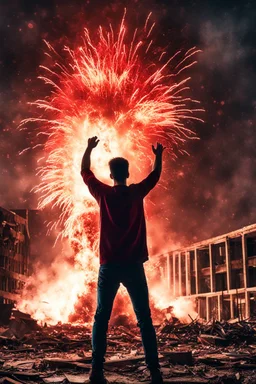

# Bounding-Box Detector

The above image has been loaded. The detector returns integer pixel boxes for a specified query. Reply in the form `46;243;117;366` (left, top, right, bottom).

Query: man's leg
92;265;120;370
122;264;160;371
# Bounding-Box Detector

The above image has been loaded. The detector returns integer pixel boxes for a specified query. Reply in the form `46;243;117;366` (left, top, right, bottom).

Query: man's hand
87;136;100;150
152;142;165;177
152;142;166;156
81;136;100;171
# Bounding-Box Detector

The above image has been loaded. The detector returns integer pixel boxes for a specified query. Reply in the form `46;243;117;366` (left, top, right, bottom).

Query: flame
18;12;202;324
151;282;198;323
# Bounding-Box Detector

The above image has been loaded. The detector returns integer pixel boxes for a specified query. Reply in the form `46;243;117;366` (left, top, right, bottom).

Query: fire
150;282;198;323
18;12;203;324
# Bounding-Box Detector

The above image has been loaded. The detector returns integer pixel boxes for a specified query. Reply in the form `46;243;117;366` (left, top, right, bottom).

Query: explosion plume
18;12;202;324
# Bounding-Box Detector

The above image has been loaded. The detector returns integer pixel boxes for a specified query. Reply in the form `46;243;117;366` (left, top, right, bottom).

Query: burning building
159;223;256;322
0;207;30;304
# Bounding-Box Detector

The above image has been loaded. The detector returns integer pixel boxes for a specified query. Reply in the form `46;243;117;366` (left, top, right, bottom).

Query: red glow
18;12;202;324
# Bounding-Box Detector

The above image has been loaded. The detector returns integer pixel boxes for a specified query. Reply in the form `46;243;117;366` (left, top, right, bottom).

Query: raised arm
81;136;100;172
134;142;166;198
152;142;165;177
81;136;107;202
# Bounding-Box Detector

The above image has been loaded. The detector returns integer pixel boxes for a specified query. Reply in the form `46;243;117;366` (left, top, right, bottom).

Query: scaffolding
160;223;256;321
0;207;30;304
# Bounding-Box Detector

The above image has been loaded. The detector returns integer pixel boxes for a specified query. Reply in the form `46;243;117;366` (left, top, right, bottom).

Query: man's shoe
89;367;108;384
150;368;163;384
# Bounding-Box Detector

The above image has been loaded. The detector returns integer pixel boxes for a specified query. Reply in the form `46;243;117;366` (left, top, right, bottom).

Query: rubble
0;309;256;383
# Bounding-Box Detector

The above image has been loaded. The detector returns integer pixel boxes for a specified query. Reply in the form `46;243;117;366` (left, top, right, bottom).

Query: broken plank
104;355;145;365
43;357;89;369
198;334;230;346
43;376;66;383
73;362;91;370
64;373;88;383
3;359;35;370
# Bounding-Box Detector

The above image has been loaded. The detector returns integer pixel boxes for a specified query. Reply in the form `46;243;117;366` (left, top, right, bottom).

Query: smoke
161;4;256;243
1;1;255;242
200;17;248;70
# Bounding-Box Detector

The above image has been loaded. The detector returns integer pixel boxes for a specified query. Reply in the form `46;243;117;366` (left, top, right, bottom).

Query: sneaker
150;368;163;384
89;367;108;384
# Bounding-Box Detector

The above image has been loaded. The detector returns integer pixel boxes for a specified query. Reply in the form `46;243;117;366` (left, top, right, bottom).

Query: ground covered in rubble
0;311;256;384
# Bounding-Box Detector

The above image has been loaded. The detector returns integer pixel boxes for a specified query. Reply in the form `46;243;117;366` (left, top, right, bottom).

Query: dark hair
109;157;129;182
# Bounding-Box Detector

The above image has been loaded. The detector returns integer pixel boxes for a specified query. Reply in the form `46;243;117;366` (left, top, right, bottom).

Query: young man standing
81;136;165;384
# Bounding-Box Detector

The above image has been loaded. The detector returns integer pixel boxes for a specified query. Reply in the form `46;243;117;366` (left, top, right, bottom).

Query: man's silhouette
81;136;165;384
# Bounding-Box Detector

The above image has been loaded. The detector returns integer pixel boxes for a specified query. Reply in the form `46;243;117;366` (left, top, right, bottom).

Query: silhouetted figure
81;136;165;384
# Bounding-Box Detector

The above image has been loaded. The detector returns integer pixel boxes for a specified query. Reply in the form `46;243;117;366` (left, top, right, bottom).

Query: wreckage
1;207;256;382
0;309;256;383
0;207;30;305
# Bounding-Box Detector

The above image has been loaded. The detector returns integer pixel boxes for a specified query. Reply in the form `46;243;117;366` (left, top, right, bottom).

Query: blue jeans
92;263;160;370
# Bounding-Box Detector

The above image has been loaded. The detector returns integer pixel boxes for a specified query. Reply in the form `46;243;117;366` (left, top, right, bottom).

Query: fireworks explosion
18;12;202;325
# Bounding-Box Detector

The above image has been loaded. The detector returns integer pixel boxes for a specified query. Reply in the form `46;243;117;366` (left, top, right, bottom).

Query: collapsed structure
160;223;256;321
0;207;30;304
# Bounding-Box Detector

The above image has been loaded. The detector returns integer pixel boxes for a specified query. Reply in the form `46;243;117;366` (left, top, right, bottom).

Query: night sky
1;0;256;248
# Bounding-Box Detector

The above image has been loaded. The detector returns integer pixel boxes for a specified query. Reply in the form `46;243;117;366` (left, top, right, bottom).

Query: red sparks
18;13;202;324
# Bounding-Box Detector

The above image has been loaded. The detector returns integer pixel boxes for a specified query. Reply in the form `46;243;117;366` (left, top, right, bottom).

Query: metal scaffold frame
159;223;256;321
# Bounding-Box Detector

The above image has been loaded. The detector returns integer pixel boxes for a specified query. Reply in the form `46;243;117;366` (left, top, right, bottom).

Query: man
81;136;165;384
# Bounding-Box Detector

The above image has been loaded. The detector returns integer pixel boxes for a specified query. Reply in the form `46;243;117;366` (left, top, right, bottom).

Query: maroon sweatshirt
81;169;159;264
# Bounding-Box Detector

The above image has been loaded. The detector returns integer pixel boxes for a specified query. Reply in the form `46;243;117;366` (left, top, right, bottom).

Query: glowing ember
18;12;203;324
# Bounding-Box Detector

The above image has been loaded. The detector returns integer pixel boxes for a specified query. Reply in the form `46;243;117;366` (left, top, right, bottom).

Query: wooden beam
178;252;182;296
170;254;173;293
242;234;249;288
206;296;210;322
195;248;199;294
209;244;216;292
173;253;176;297
167;253;171;291
225;238;231;291
242;234;250;318
230;294;234;319
245;291;250;319
185;251;191;296
183;286;256;298
217;294;222;321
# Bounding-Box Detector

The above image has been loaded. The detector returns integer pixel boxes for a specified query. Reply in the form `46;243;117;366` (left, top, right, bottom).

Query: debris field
0;309;256;384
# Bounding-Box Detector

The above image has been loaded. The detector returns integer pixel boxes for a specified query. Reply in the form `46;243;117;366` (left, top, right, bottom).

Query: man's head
109;157;129;184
